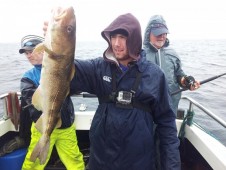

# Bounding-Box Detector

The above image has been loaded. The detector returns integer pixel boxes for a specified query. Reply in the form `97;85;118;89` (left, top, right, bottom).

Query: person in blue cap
0;35;44;157
19;35;84;170
143;15;200;170
143;15;200;115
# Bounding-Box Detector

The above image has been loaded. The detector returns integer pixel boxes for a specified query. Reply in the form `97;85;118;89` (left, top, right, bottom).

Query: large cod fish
30;6;76;164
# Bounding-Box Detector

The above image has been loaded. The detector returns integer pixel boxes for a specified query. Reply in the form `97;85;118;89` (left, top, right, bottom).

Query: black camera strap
99;65;152;112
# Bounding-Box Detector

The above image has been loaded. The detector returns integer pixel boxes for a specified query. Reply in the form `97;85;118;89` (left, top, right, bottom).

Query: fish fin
69;64;75;81
55;116;62;128
33;43;45;53
35;114;62;132
32;87;42;111
64;64;75;97
35;114;45;133
30;135;50;165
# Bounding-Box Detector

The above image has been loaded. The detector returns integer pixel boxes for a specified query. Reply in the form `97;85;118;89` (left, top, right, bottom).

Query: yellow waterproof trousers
22;123;84;170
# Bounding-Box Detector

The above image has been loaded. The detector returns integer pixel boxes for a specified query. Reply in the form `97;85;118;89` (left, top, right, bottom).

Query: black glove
184;76;195;89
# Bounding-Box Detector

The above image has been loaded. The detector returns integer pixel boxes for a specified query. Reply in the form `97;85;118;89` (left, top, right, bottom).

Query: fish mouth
46;6;76;55
52;6;74;21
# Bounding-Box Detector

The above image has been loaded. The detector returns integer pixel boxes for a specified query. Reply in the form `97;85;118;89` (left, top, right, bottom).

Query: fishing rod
171;72;226;96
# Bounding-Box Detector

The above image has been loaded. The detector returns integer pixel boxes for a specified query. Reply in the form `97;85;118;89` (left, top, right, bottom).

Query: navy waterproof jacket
70;53;180;169
70;13;180;170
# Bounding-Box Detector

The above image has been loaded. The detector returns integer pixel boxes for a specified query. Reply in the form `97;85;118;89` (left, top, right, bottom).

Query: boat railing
181;96;226;128
1;92;226;128
0;92;96;120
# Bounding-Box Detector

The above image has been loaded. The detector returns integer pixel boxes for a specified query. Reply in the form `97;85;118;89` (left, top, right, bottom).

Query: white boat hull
1;93;226;169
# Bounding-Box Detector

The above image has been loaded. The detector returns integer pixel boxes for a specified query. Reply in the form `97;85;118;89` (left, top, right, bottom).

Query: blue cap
150;15;169;36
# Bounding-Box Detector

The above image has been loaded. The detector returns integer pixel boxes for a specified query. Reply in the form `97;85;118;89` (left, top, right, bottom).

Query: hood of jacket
101;13;142;63
143;15;170;50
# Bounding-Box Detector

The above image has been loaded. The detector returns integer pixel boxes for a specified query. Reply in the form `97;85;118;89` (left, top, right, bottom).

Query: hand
43;21;48;37
190;80;200;91
181;76;200;90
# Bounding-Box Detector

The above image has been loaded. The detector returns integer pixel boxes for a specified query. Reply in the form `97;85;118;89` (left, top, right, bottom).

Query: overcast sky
0;0;226;43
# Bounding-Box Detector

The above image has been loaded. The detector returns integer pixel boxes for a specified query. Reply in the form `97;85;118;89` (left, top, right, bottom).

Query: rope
178;110;194;140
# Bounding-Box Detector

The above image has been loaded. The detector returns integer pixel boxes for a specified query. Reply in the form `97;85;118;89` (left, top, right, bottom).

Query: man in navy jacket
70;13;181;170
43;12;181;170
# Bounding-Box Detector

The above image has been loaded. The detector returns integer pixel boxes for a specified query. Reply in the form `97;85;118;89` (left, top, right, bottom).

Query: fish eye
67;26;73;33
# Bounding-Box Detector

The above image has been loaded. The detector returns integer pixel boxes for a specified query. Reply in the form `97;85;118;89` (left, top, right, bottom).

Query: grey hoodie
143;15;186;114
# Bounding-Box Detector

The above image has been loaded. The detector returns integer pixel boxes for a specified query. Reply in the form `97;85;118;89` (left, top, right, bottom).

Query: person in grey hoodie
144;15;200;170
143;15;200;115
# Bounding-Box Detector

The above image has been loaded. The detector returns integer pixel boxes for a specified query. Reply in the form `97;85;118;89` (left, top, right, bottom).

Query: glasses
20;35;44;48
22;41;36;48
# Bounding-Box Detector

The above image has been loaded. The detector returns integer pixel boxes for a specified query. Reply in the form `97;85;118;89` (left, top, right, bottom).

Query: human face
149;33;167;49
24;50;43;65
110;34;131;65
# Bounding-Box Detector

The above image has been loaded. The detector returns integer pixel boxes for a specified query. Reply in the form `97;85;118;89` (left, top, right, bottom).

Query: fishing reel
184;76;196;89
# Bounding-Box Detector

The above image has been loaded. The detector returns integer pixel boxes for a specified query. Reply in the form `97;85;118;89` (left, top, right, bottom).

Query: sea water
0;39;226;146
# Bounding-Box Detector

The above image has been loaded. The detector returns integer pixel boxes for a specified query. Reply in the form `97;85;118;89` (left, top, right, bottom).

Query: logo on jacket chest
103;76;112;83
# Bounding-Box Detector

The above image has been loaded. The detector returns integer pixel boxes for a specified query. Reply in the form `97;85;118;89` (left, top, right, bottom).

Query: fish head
45;6;76;57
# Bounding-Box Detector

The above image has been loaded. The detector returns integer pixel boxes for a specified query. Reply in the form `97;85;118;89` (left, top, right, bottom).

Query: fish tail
30;135;50;165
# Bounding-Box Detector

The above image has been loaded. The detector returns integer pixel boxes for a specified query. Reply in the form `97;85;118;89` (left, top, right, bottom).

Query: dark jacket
20;65;75;131
71;13;180;170
143;15;186;114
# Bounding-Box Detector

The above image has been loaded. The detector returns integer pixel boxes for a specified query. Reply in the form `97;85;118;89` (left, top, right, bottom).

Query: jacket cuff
177;75;186;87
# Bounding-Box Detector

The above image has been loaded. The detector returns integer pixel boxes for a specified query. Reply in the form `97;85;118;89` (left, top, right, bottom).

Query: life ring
6;92;21;130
